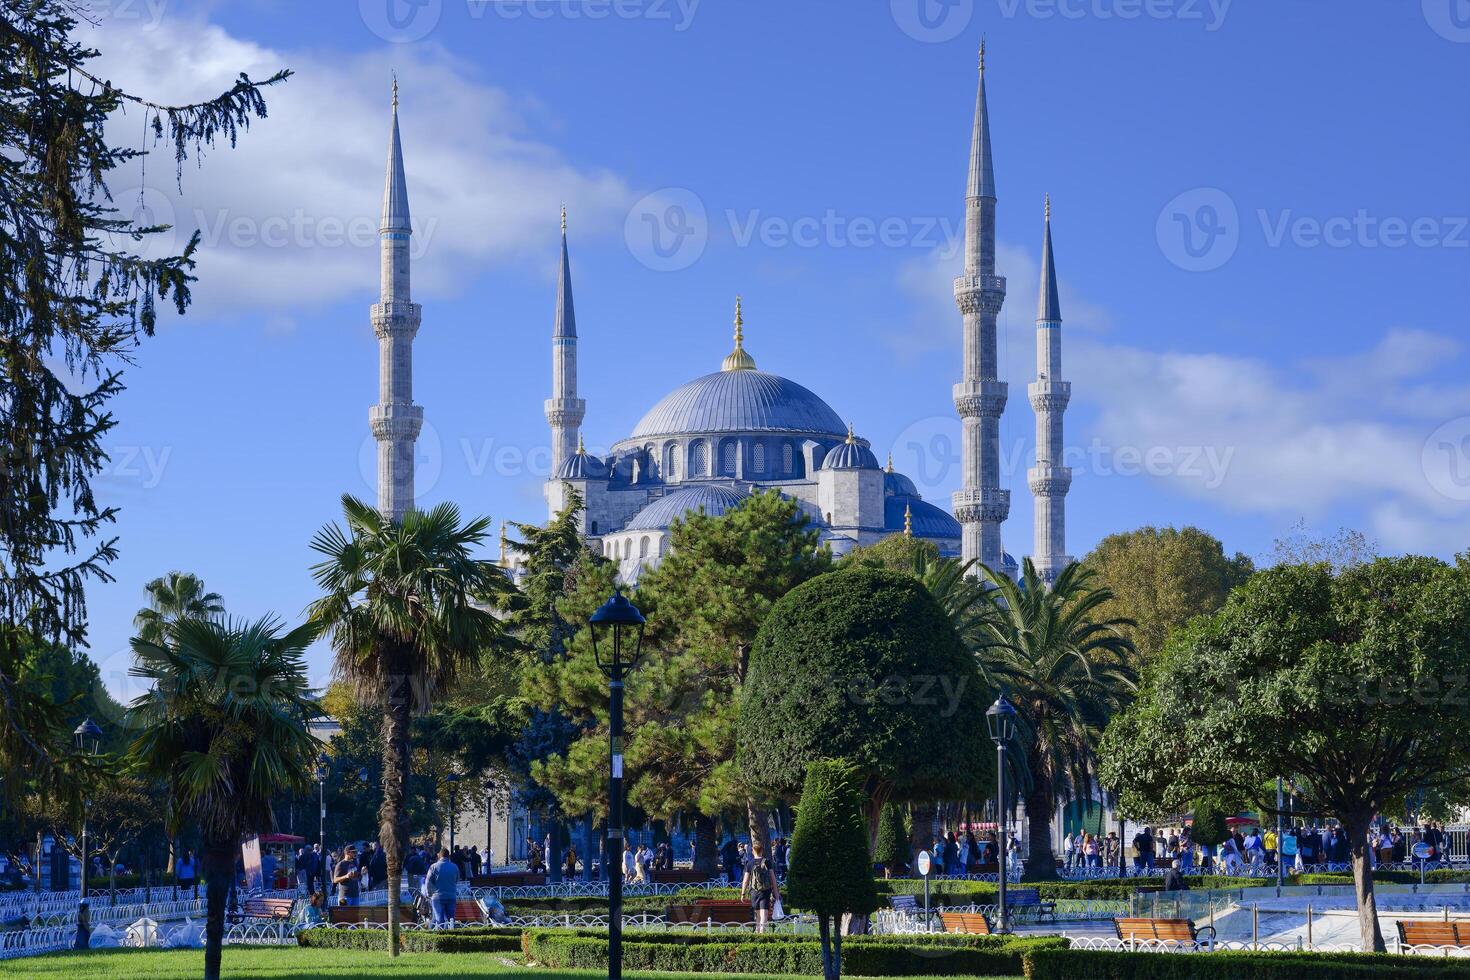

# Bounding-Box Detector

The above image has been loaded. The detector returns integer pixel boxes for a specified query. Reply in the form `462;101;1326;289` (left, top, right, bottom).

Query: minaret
370;76;423;522
1029;195;1073;584
546;205;585;476
952;40;1009;573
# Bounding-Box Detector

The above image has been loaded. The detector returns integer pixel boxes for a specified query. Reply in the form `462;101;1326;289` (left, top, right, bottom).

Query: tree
308;496;510;956
125;616;319;980
1082;526;1253;663
784;760;878;980
874;802;908;878
1270;520;1377;571
133;572;225;644
629;490;831;860
973;559;1137;881
47;776;152;904
0;0;287;793
736;567;991;843
1099;556;1470;952
1187;798;1228;849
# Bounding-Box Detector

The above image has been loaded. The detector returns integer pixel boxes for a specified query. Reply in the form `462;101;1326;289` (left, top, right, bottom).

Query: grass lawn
16;946;1015;979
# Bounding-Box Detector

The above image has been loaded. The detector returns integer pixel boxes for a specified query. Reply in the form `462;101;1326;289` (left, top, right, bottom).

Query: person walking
425;848;459;926
740;839;781;934
176;848;199;898
622;840;637;884
333;845;361;907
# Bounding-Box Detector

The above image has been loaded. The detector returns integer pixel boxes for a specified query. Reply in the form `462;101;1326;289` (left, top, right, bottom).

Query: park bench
230;897;294;924
1397;920;1470;950
1006;887;1056;920
937;911;991;934
1114;917;1216;951
666;899;753;925
327;904;417;925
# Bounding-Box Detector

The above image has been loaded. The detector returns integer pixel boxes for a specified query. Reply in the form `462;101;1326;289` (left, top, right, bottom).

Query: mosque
368;43;1073;585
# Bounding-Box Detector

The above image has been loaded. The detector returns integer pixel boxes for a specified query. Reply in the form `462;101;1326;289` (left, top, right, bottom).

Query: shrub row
1023;948;1470;979
523;928;1065;976
878;875;1272;902
297;926;523;953
1297;869;1470;886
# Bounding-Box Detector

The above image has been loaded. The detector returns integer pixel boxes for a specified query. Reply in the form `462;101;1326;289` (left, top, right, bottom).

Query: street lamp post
589;589;646;980
72;717;103;950
985;696;1017;935
445;775;460;853
316;755;330;850
484;780;496;871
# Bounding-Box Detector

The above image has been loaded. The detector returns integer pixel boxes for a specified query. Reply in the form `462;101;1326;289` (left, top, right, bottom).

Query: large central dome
627;369;847;441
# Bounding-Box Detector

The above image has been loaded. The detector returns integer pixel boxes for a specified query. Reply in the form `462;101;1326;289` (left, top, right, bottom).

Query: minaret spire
370;77;423;521
722;295;757;372
546;206;586;479
952;39;1009;575
1028;196;1072;585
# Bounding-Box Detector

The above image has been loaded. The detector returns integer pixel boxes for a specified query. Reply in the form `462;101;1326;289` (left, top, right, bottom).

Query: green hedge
524;928;1065;976
1297;869;1470;886
876;876;1272;903
297;926;523;953
1022;948;1470;979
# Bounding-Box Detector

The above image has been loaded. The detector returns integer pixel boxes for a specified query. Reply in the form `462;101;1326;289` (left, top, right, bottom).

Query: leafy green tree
630;490;830;858
837;533;938;573
973;559;1137;881
125;616;318;980
737;567;991;843
1082;526;1252;663
133;572;225;645
308;496;510;955
1099;556;1470;952
0;0;286;791
874;801;908;878
1187;798;1228;848
784;760;878;980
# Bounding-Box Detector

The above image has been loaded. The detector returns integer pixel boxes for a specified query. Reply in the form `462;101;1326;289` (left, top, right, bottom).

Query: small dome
625;484;750;531
822;427;880;470
884;496;961;539
883;470;920;497
555;443;609;481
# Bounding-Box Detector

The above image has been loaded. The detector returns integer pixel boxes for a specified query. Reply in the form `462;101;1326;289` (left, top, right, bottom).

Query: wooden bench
666;899;753;925
1006;888;1056;920
327;904;417;925
938;911;991;935
1397;920;1470;949
231;897;294;923
470;872;546;887
1114;917;1216;950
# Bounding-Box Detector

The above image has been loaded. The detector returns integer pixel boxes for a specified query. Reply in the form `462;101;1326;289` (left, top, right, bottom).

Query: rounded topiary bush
736;567;991;802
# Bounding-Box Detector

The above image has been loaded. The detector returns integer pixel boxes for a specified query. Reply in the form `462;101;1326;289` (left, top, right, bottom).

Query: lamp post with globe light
589;589;646;980
986;696;1017;934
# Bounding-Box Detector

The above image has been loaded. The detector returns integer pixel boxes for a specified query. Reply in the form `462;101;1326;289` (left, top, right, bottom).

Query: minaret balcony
951;487;1010;524
371;301;422;338
370;403;423;441
1027;380;1071;412
1027;465;1073;496
953;380;1008;419
953;274;1007;314
544;397;587;427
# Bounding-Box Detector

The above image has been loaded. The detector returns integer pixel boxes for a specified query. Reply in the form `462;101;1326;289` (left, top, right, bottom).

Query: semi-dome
625;484;750;531
884;495;961;539
555;440;609;481
628;370;847;441
884;469;920;498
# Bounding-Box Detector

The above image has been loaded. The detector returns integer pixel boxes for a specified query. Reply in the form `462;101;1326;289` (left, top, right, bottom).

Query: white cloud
78;15;634;322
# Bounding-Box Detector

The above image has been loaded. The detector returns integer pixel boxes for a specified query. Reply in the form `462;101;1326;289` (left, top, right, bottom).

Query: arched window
640;536;650;559
665;443;679;481
691;440;708;477
782;443;794;474
752;443;766;474
722;441;737;476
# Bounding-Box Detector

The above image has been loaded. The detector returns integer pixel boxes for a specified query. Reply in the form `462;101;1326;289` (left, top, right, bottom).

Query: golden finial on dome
904;503;913;538
845;422;855;445
886;453;894;474
577;432;586;455
721;295;757;372
499;521;509;567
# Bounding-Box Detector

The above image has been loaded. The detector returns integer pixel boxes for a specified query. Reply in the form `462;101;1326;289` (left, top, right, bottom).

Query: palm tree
307;495;508;956
974;558;1137;882
133;571;225;644
125;616;319;980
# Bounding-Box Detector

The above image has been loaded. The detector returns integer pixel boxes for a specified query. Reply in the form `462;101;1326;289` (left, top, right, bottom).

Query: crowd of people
925;830;1021;875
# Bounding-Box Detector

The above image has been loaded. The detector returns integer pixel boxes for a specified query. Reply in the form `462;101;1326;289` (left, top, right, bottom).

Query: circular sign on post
1413;842;1434;861
916;850;932;877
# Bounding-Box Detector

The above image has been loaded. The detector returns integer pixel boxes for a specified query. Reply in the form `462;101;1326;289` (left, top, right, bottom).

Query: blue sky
77;0;1469;699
